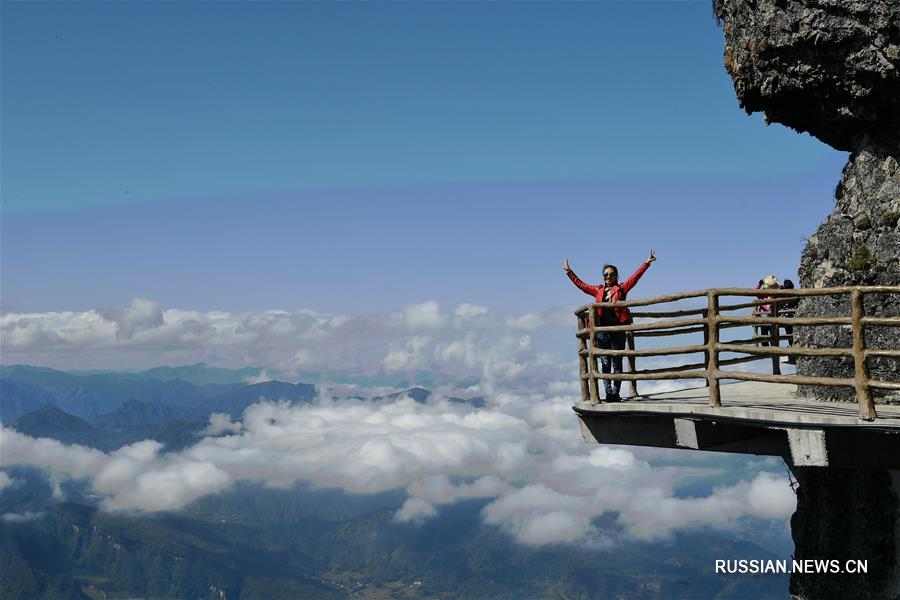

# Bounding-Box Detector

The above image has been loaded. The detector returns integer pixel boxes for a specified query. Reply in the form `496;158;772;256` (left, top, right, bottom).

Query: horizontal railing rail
575;286;900;421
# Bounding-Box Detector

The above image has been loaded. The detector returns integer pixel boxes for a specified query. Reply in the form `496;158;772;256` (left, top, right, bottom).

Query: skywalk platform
574;381;900;468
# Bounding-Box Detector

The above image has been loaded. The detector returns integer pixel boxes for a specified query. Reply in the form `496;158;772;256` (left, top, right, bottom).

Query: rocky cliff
714;0;899;400
715;1;900;598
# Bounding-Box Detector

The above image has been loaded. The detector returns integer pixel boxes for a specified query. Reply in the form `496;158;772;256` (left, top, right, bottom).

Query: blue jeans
595;331;626;396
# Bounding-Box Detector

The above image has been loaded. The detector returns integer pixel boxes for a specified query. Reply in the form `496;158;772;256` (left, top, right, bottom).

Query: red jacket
567;261;650;324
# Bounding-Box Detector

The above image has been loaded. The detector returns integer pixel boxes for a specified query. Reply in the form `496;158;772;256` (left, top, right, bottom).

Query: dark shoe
606;393;621;402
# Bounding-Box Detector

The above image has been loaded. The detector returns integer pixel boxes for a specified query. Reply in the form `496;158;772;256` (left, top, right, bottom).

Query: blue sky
2;0;844;316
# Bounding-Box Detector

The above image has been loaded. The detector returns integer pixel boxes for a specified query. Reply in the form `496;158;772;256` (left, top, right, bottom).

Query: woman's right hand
563;259;571;272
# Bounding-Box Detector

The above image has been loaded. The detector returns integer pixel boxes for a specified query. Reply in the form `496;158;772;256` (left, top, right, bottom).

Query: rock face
715;0;900;402
713;0;900;152
715;2;900;599
789;467;900;599
796;148;900;401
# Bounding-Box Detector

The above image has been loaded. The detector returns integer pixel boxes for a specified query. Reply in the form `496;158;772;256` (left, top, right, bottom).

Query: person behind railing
781;279;799;364
563;250;657;402
755;275;780;346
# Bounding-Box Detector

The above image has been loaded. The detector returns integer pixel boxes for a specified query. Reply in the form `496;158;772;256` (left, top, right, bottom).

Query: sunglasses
603;272;617;278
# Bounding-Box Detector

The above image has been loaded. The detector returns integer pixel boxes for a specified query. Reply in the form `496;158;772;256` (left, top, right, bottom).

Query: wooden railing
575;286;900;420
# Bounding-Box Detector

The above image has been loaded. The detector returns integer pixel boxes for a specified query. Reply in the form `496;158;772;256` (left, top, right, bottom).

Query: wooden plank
718;370;856;387
852;289;877;420
587;344;707;357
719;297;800;312
634;326;707;338
587;305;599;404
865;349;900;358
581;370;707;381
870;381;900;391
578;315;590;402
630;308;707;318
626;332;638;398
720;315;851;326
861;317;900;327
622;354;764;376
593;317;707;333
707;291;721;407
719;335;791;345
716;343;853;357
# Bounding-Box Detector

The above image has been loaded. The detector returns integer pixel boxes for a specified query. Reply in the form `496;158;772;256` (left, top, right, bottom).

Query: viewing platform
572;286;900;468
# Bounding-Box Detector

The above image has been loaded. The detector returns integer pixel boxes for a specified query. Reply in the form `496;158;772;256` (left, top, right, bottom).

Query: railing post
578;313;590;402
702;308;710;387
770;299;781;375
707;291;721;407
851;289;877;421
626;332;638;398
587;306;600;405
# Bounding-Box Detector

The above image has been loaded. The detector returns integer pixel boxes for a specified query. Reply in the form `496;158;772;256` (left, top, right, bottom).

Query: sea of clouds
1;298;795;545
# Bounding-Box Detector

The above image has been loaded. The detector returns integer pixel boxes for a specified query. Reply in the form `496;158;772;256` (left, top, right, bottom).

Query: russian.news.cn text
715;559;868;575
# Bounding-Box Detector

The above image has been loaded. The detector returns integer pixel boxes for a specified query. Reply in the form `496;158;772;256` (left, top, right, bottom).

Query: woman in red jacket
564;250;656;401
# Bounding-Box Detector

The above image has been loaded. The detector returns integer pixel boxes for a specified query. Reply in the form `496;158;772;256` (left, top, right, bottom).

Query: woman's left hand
647;249;656;264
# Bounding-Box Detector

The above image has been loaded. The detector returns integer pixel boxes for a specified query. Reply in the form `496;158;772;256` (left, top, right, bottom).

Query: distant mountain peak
13;405;102;448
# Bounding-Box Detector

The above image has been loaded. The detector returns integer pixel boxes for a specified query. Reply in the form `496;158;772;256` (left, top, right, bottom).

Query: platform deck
575;381;900;429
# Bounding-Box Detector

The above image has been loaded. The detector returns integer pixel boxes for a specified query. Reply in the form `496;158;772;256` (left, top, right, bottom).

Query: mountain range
1;466;790;600
1;365;316;430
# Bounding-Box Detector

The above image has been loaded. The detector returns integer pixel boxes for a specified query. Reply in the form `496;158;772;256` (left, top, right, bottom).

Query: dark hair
602;264;618;276
783;279;795;289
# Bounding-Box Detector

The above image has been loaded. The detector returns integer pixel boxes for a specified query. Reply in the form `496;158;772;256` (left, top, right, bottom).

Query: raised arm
620;249;656;293
563;259;600;297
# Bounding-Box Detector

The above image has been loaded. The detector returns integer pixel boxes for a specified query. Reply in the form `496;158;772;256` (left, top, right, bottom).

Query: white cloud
2;511;44;523
205;413;243;436
1;310;115;349
505;308;572;330
105;298;164;340
1;303;364;370
483;484;594;545
743;471;797;520
394;497;437;523
243;370;274;385
0;299;582;387
106;459;231;512
453;303;488;319
547;380;580;395
505;313;544;331
1;429;107;479
384;336;432;371
521;510;588;545
0;471;19;491
3;390;794;544
1;430;232;512
407;475;511;506
401;301;445;329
